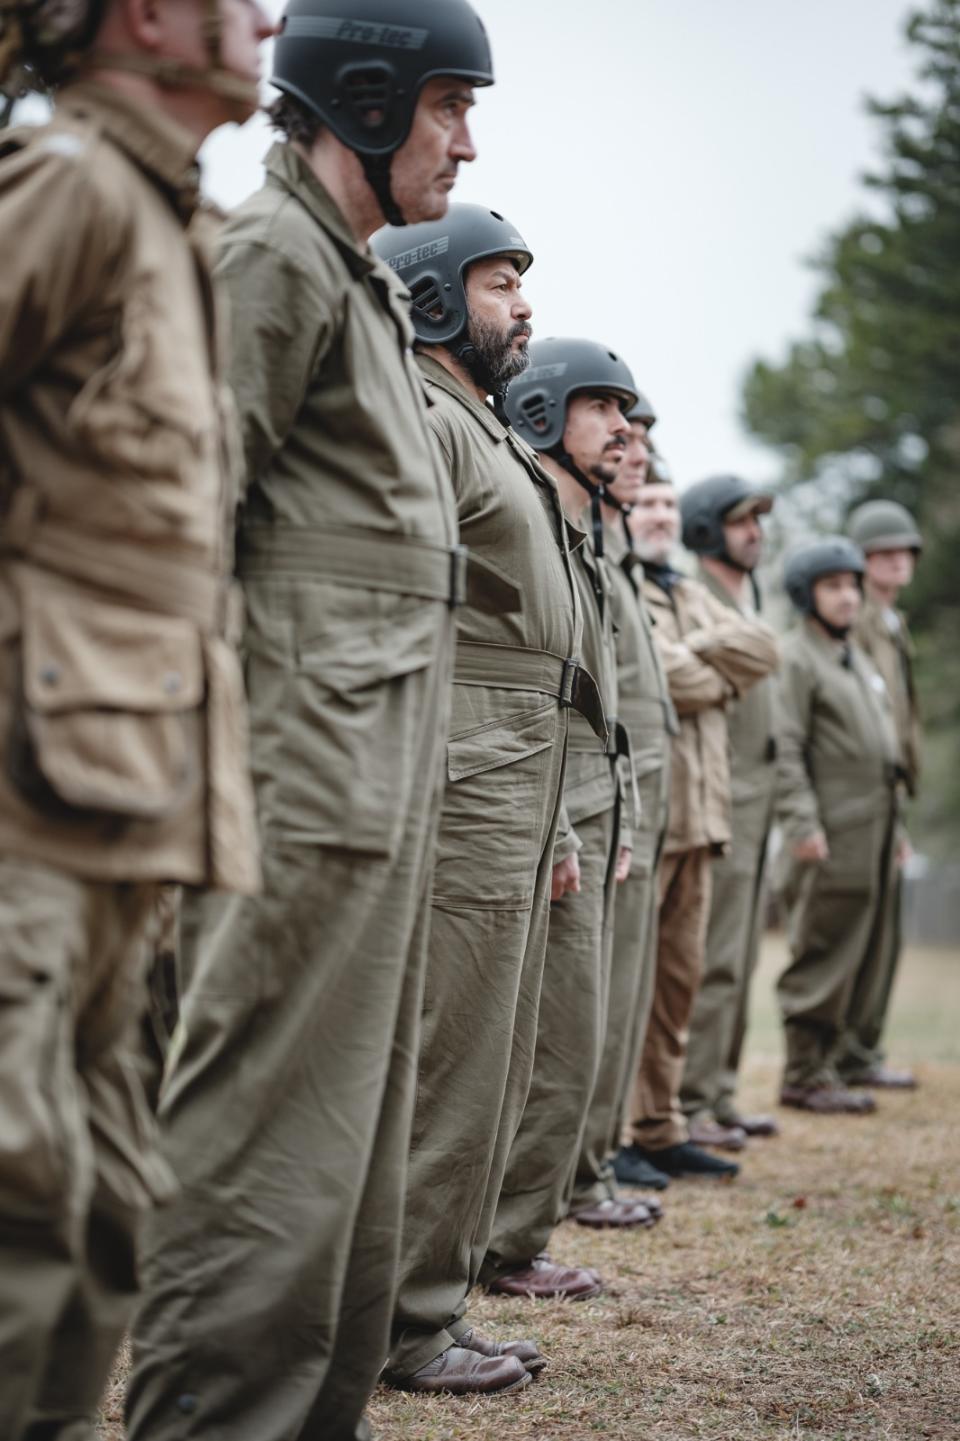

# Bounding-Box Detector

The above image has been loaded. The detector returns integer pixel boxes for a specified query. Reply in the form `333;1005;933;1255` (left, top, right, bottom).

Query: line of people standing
0;0;924;1436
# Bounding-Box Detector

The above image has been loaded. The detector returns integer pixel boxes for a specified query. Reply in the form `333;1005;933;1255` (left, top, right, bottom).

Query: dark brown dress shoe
780;1084;877;1115
486;1256;603;1300
390;1344;531;1395
458;1326;547;1374
571;1197;658;1228
845;1065;917;1090
687;1117;748;1152
719;1112;780;1137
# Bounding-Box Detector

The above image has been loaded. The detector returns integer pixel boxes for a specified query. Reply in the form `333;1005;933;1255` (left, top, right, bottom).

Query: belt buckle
559;657;578;708
448;544;468;608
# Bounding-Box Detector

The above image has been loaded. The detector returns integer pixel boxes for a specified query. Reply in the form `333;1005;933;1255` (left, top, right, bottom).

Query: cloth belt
810;755;903;790
453;640;607;744
237;523;521;616
2;487;227;632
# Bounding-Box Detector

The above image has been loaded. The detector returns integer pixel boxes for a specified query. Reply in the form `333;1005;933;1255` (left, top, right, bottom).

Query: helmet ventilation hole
409;275;445;321
342;66;393;126
519;392;550;433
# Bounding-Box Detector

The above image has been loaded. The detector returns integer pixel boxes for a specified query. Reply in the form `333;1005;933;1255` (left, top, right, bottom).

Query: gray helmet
847;499;923;555
371;203;532;348
272;0;493;225
504;337;638;452
626;390;657;430
681;474;774;558
784;536;865;613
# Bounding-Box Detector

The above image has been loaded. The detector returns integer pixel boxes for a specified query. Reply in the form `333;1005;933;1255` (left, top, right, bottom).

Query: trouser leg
482;805;614;1278
836;827;901;1079
714;842;769;1124
626;848;712;1151
388;692;565;1378
127;655;448;1441
0;858;160;1441
777;862;884;1089
571;846;655;1206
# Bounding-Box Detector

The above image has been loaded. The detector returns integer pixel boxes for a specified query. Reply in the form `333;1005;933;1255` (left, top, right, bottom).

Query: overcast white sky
200;0;918;490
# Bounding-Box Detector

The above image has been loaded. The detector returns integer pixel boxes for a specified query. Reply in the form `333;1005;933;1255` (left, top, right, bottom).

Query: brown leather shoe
486;1255;603;1300
780;1084;877;1115
459;1326;547;1374
688;1117;748;1152
390;1344;531;1395
571;1197;658;1228
845;1065;917;1090
718;1112;780;1138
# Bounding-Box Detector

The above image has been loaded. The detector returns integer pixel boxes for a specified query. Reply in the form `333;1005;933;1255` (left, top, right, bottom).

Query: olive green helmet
847;499;923;555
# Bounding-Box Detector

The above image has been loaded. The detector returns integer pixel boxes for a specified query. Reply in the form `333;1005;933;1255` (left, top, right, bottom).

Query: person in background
836;500;924;1090
775;537;903;1115
616;465;778;1185
679;475;781;1149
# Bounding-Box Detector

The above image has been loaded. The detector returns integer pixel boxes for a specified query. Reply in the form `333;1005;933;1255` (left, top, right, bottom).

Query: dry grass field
99;937;960;1441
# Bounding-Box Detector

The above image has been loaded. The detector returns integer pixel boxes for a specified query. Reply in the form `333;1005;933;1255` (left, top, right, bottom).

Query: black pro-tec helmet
626;391;657;429
681;474;773;559
503;337;638;453
371;203;532;348
272;0;493;224
784;536;866;614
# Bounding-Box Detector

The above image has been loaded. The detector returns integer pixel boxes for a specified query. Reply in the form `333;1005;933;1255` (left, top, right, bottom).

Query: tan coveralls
775;621;901;1089
127;145;458;1441
573;520;674;1204
0;85;258;1439
388;355;604;1377
625;569;778;1151
681;568;779;1127
836;597;920;1079
483;526;621;1276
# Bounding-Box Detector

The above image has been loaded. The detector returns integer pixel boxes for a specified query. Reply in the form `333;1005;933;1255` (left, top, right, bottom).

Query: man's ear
120;0;165;52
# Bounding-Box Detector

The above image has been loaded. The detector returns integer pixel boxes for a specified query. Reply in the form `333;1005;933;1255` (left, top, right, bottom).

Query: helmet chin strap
813;609;851;642
555;449;606;561
361;152;406;228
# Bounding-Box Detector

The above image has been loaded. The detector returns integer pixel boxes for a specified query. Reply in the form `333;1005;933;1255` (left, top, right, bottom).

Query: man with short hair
570;397;677;1215
481;338;655;1301
126;3;497;1438
679;475;782;1146
837;500;923;1089
775;537;902;1114
0;0;271;1433
616;470;778;1185
372;206;605;1396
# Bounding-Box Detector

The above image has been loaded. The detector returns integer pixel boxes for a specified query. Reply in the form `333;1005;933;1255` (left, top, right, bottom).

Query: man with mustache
126;4;498;1439
481;339;656;1303
679;476;782;1149
570;404;678;1215
616;464;778;1186
372;208;607;1395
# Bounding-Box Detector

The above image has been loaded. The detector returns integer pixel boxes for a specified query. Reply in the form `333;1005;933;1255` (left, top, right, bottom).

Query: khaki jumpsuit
836;597;920;1080
625;570;778;1152
775;620;901;1090
388;355;604;1377
127;144;458;1441
681;569;779;1128
483;525;621;1276
573;520;673;1204
0;85;258;1439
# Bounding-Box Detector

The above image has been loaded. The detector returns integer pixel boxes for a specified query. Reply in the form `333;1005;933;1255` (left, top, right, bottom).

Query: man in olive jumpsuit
373;207;608;1394
127;5;496;1439
0;0;269;1433
776;538;904;1115
481;337;655;1300
570;397;676;1214
617;470;778;1183
679;476;782;1147
836;500;923;1089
